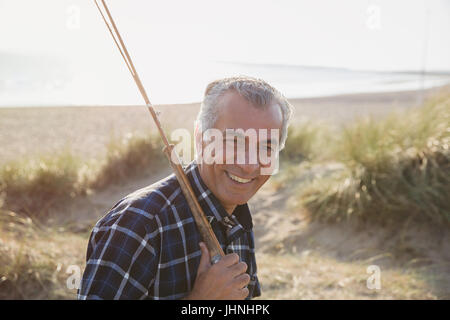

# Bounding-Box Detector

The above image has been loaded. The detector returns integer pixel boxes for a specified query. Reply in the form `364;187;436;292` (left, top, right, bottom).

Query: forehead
214;90;283;132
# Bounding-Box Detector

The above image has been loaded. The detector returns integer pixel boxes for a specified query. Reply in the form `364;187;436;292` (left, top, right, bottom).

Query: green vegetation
281;120;333;163
298;91;450;224
91;132;165;189
0;209;85;299
0;133;165;219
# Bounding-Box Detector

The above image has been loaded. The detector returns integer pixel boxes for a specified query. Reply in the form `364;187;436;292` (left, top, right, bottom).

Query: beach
0;87;442;165
1;85;449;299
2;0;450;301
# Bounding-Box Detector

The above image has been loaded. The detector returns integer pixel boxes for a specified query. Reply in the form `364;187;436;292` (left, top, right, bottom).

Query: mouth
225;171;254;184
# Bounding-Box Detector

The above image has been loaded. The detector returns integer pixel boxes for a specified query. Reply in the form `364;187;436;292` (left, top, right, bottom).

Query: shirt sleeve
78;208;159;300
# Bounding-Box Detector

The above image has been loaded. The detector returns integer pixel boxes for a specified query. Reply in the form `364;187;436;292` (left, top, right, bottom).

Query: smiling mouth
226;171;254;184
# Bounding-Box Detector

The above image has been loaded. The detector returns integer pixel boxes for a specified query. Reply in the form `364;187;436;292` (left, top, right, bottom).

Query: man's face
197;90;283;213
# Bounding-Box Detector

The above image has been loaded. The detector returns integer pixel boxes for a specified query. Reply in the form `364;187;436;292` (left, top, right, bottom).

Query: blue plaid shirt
78;161;261;300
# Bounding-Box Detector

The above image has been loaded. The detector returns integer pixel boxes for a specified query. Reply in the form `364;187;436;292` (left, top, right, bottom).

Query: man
78;76;293;300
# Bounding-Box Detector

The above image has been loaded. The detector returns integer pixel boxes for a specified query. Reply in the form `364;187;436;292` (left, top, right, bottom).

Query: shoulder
93;173;191;236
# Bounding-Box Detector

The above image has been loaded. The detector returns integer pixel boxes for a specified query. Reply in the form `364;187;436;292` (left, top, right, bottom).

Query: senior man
78;76;293;300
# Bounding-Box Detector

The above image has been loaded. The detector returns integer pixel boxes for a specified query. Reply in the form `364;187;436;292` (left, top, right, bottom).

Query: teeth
227;172;252;184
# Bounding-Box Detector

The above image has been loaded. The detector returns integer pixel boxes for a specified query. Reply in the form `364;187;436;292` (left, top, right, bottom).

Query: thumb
197;242;211;275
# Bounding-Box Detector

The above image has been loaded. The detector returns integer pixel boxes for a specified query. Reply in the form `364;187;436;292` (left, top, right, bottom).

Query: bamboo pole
93;0;224;263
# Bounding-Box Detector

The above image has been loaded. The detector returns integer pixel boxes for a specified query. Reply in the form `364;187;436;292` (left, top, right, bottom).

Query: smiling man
78;76;293;300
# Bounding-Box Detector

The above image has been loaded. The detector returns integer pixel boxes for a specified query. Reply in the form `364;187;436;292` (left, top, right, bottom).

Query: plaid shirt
78;161;261;300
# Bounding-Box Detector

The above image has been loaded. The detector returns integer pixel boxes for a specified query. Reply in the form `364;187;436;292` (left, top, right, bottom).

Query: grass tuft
0;209;85;299
0;132;165;219
90;132;165;189
281;119;333;163
0;152;84;217
298;90;450;224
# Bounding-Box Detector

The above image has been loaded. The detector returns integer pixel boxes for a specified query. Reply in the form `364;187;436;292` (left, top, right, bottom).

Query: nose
235;162;259;176
233;145;261;176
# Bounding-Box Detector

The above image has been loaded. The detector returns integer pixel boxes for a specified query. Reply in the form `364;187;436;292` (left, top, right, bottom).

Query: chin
234;198;250;206
222;191;253;206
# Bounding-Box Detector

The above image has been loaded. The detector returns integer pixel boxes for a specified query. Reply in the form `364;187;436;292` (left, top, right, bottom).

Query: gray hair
196;76;293;150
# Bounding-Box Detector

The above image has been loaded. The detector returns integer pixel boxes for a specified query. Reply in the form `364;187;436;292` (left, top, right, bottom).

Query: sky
1;0;449;70
0;0;449;105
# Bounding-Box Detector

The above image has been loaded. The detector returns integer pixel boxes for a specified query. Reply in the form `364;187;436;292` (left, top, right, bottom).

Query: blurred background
0;0;449;299
1;0;450;106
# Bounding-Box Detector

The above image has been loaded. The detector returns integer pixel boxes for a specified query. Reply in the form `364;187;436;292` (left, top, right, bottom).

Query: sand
0;87;443;166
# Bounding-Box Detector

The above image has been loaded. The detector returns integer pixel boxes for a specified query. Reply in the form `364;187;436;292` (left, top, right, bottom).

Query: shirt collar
184;161;253;232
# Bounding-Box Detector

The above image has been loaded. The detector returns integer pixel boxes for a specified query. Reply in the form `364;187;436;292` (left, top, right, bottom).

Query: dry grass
0;132;165;219
297;89;450;224
0;210;86;299
255;252;438;300
90;132;165;189
281;120;334;163
0;151;85;218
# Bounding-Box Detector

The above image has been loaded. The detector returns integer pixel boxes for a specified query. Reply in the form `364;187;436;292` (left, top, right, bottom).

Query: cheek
252;175;270;191
214;164;227;180
257;175;270;185
224;149;235;164
202;141;227;164
219;148;230;164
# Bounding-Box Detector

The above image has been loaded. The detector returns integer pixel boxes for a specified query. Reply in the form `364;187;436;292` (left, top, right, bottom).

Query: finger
228;261;248;278
230;287;249;300
239;287;250;299
233;273;251;288
217;253;240;268
197;242;211;275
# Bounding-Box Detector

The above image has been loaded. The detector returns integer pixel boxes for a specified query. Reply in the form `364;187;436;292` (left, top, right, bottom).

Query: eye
224;137;245;148
260;143;274;153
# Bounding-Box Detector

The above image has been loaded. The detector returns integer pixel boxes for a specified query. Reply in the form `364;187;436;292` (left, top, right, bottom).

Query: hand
184;242;250;300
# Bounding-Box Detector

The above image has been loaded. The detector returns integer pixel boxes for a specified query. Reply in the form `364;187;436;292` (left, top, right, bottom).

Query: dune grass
0;132;165;219
298;90;450;224
91;132;165;189
281;119;333;163
0;209;85;299
0;151;85;218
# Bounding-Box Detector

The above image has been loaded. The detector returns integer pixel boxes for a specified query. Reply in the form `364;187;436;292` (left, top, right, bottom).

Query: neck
222;204;237;216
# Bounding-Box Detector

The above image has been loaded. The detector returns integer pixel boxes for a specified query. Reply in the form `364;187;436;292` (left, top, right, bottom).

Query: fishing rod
93;0;224;263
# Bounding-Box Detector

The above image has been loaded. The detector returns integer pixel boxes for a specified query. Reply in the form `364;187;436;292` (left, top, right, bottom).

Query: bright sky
0;0;449;105
1;0;449;70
